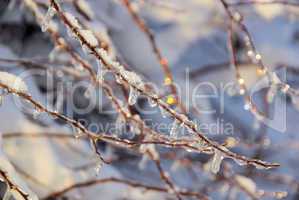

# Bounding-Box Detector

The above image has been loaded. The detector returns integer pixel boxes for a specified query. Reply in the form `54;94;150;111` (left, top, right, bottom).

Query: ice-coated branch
0;170;31;200
49;0;279;170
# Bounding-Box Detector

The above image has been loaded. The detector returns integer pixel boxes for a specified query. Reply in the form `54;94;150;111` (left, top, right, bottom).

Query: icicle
49;46;60;62
41;6;56;32
96;60;106;81
148;95;157;107
170;119;180;138
33;108;42;119
74;127;84;139
94;158;103;176
115;74;123;84
233;158;247;166
128;86;139;105
97;69;107;81
210;150;224;174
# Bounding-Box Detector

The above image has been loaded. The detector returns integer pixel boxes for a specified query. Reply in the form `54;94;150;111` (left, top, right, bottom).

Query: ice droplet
94;159;102;176
148;95;157;107
41;6;56;32
74;128;84;139
233;158;247;166
96;60;107;81
130;117;141;135
128;86;139;105
33;109;41;119
115;74;123;84
210;150;224;174
170;119;180;138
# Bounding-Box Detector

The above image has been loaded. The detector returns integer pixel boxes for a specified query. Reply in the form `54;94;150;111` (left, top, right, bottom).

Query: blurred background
0;0;299;199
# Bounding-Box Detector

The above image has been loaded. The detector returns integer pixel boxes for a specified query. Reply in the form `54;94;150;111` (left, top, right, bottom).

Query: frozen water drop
210;150;224;174
41;6;56;32
170;119;180;138
33;109;41;119
148;96;157;107
94;159;103;176
128;86;139;105
74;128;84;139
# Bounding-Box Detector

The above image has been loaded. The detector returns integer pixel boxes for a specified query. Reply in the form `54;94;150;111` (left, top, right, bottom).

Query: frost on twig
0;72;28;93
